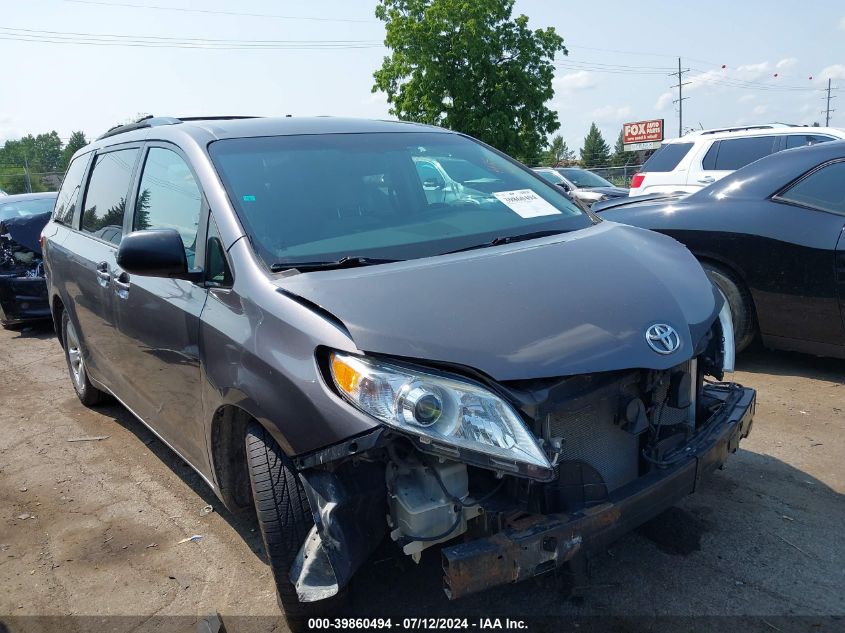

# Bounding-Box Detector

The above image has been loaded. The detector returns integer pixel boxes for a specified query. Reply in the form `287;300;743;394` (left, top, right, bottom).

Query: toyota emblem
645;323;681;355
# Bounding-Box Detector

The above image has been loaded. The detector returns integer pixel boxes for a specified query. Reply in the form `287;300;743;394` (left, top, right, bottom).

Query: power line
0;27;383;50
60;0;374;23
669;58;691;137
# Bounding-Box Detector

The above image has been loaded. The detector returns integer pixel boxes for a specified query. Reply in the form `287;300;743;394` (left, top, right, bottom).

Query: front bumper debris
442;383;755;600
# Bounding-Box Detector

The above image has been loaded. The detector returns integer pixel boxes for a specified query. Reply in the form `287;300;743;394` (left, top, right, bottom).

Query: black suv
42;116;754;625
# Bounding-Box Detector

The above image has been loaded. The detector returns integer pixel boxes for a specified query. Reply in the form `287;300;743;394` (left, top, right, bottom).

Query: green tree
543;134;575;166
610;129;636;166
579;122;610;168
61;131;88;169
373;0;567;164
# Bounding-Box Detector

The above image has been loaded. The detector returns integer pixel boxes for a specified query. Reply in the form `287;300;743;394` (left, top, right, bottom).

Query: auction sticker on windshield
493;189;562;218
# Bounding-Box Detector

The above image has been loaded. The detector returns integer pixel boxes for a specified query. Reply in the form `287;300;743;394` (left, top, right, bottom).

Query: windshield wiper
440;229;568;256
269;256;402;273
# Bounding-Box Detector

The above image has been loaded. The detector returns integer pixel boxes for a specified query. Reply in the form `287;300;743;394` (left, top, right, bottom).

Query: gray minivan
42;116;754;625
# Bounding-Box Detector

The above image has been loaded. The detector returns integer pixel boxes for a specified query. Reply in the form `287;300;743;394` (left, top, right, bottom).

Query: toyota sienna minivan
42;116;754;625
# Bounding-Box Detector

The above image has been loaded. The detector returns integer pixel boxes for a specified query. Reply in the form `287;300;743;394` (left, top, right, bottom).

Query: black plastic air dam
441;383;755;600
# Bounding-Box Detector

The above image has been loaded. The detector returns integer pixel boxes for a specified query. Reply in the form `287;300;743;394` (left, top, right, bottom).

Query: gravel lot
1;323;843;632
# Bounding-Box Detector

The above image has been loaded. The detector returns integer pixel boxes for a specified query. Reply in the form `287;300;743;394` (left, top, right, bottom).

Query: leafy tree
61;131;88;169
610;129;637;166
373;0;567;164
579;122;610;168
543;134;575;166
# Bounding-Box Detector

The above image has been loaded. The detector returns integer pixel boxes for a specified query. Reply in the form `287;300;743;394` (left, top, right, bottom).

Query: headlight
329;351;552;478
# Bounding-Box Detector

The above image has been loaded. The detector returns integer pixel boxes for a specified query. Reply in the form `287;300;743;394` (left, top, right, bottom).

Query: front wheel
244;422;347;628
701;263;756;353
61;311;108;406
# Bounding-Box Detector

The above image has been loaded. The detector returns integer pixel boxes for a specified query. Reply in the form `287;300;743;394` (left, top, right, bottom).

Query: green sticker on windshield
242;195;256;202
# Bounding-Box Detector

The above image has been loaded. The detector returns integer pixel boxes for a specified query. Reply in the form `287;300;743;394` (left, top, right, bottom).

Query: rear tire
244;422;347;628
61;310;108;406
701;262;756;352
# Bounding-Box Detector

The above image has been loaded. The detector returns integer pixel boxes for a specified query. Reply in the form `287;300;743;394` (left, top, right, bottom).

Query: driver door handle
698;176;715;184
95;261;111;286
114;271;131;298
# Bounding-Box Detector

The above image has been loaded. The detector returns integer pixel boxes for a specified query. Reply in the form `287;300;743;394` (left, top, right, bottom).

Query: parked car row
37;115;754;628
629;123;845;197
595;140;845;360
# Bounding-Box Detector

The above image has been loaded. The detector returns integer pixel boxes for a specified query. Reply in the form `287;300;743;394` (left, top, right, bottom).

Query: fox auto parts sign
622;119;664;151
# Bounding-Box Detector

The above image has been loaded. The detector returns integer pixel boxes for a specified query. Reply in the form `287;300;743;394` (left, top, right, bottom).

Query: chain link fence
583;164;643;187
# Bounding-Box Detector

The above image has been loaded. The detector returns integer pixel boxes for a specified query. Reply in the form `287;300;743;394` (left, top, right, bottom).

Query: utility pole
669;57;691;137
23;153;32;194
822;79;836;126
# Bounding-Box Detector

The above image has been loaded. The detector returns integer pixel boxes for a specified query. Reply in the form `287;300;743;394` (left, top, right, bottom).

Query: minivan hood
275;222;720;380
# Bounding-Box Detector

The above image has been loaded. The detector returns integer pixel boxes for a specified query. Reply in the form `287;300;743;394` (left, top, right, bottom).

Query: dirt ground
1;323;843;633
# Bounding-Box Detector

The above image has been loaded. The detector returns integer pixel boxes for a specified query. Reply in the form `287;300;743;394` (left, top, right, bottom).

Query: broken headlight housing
329;351;553;480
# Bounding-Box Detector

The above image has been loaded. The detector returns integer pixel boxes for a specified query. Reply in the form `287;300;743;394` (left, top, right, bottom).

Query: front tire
61;310;108;406
701;263;756;352
244;422;347;627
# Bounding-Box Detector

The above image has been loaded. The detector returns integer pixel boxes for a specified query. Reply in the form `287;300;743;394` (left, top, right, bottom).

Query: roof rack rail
97;115;261;140
176;116;260;122
97;116;181;140
696;123;789;136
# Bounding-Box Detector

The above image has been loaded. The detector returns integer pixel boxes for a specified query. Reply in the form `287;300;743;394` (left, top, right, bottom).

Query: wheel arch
209;402;295;521
51;294;66;348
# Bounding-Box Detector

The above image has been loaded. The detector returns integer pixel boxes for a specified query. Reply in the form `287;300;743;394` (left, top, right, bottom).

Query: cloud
752;104;769;115
590;105;632;121
738;94;756;103
554;70;597;93
776;58;797;70
819;64;845;80
736;62;770;75
840;16;845;30
655;92;673;110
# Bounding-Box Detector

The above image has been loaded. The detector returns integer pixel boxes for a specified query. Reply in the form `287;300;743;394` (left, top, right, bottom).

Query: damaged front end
0;212;51;326
290;318;754;603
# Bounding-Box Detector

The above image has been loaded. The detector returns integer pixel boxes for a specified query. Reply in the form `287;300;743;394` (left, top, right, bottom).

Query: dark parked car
0;192;56;328
42;116;754;625
598;141;845;359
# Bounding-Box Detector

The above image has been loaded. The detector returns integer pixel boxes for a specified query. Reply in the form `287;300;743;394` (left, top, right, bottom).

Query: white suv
629;124;845;197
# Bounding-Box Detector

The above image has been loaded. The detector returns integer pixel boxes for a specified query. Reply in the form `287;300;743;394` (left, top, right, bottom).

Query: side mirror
423;177;444;189
117;229;200;281
557;182;570;192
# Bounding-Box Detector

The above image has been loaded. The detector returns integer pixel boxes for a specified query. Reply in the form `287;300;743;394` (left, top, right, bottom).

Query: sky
1;0;843;156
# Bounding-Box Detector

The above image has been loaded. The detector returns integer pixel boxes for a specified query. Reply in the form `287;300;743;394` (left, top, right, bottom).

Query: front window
556;168;612;188
209;132;590;268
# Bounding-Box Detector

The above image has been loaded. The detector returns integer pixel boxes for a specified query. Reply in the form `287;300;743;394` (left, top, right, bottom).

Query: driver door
110;143;210;469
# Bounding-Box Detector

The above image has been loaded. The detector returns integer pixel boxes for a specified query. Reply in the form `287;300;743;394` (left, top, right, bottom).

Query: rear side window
134;147;202;267
709;136;777;170
81;149;139;245
641;143;693;172
778;161;845;215
53;155;89;225
785;134;835;149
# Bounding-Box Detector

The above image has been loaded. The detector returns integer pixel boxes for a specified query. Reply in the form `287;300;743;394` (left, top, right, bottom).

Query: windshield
534;169;566;185
0;197;55;222
209;132;591;267
556;168;613;188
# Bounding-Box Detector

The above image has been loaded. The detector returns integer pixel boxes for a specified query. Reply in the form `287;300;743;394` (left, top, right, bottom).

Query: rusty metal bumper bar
442;383;756;600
